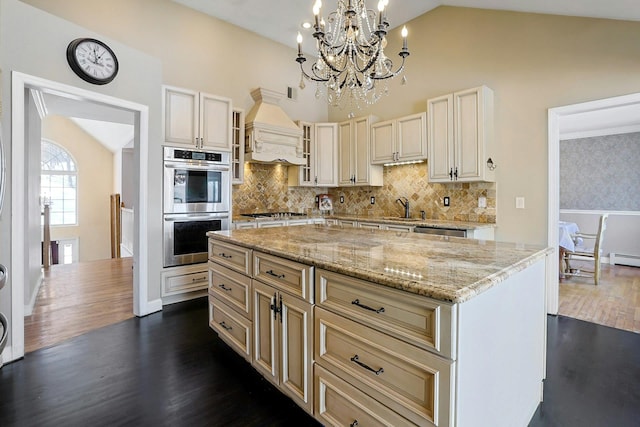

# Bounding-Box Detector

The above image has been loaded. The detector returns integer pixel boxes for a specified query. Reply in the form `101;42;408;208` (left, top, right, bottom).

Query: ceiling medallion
296;0;409;116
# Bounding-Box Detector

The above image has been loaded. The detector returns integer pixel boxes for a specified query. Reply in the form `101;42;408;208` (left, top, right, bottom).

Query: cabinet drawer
161;264;208;297
209;296;252;362
254;251;314;303
208;262;251;318
315;364;417;427
315;307;453;427
316;269;455;359
209;239;252;275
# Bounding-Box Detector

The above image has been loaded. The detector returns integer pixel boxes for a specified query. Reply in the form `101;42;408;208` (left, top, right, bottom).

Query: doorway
10;71;150;361
547;92;640;314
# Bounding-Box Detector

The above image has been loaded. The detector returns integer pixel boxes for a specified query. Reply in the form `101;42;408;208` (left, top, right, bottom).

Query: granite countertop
232;213;495;230
208;225;551;304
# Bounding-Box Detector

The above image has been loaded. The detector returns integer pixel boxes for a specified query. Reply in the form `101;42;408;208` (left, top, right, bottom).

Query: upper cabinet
162;85;232;151
427;86;495;183
289;122;338;187
338;116;383;186
371;112;427;164
231;108;245;184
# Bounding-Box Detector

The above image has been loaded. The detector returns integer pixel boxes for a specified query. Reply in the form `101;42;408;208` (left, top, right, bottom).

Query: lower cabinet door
315;364;417;427
208;296;252;362
280;290;314;413
253;280;314;414
252;280;279;384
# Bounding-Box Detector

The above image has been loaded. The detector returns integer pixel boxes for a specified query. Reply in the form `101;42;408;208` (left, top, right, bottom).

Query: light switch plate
444;196;450;207
478;196;487;208
516;197;525;209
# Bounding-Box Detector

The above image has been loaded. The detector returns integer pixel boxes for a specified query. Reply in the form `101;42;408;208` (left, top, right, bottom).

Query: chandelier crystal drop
296;0;409;113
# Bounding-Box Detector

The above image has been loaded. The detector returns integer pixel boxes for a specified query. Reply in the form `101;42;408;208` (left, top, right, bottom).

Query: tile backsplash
233;162;496;223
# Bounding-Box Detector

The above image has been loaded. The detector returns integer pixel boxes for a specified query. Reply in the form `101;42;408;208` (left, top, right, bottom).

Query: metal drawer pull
351;299;385;314
350;421;359;427
218;284;232;291
266;269;285;279
192;276;207;282
218;253;232;259
350;355;384;376
219;321;232;331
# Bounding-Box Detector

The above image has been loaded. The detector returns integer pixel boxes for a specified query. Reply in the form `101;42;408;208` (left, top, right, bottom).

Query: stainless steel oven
163;147;230;214
163;212;230;267
163;146;231;267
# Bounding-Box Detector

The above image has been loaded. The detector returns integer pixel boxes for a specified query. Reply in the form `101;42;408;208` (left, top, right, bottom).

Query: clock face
67;38;119;85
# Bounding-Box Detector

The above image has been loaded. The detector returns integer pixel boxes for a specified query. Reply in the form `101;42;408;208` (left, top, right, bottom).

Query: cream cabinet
338;116;383;186
252;279;314;413
371;112;427;164
427;86;494;182
289;122;338;187
207;240;315;415
162;85;232;151
231;108;245;184
161;263;208;298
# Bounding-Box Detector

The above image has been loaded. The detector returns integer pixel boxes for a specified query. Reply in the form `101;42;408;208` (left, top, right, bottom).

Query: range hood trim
245;88;305;165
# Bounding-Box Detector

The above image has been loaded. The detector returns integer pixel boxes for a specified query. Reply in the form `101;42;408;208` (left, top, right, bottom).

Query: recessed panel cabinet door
397;112;427;161
200;93;232;151
163;86;198;146
354;116;371;184
252;280;279;385
338;121;353;185
427;94;454;182
455;88;482;181
280;291;314;413
315;123;338;187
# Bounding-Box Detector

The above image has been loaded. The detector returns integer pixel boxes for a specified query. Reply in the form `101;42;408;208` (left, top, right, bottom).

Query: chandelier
296;0;409;115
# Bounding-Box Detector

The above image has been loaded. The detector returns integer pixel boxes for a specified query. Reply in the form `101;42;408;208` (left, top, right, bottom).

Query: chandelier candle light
296;0;409;115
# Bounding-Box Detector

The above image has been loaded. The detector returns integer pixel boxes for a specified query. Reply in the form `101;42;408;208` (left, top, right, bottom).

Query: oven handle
164;161;229;171
164;213;229;221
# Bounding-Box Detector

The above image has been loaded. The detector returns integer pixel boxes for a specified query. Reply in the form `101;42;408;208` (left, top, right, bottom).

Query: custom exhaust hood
244;88;305;165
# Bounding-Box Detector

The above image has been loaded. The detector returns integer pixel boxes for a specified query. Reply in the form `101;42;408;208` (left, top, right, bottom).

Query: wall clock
66;38;119;85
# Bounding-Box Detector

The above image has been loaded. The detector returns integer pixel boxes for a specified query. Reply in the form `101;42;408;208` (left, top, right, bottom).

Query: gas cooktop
241;211;307;218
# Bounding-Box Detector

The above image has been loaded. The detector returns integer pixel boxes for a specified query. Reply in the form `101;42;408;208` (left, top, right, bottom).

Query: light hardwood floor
24;257;134;353
559;261;640;334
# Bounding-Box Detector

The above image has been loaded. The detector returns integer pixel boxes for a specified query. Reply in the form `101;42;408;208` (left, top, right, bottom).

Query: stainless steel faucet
396;197;410;218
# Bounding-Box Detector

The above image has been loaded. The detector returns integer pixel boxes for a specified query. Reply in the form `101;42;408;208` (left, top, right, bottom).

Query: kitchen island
207;225;551;426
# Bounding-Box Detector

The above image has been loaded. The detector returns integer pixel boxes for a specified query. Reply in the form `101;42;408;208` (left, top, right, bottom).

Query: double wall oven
163;147;231;267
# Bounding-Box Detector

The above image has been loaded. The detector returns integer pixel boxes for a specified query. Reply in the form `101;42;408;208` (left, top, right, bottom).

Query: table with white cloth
559;221;580;277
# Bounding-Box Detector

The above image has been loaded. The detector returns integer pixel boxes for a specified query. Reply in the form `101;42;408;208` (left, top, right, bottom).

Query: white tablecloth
559;221;580;252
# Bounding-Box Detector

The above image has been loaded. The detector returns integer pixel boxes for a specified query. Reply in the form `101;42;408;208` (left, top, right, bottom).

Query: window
41;140;77;226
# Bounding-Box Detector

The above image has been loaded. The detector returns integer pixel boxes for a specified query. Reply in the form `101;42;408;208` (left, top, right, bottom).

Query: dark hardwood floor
2;297;639;426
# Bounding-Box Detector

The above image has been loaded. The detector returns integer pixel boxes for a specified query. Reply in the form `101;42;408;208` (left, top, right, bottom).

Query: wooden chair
563;214;609;285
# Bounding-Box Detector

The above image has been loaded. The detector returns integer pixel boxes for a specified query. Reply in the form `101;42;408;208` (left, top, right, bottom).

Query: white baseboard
610;253;640;267
24;273;44;316
137;298;163;317
1;345;19;366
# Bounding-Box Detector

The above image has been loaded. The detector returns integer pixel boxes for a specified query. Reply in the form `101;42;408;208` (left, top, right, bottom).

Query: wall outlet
478;196;487;208
339;195;344;204
315;195;319;204
444;196;450;207
516;197;525;209
370;196;375;205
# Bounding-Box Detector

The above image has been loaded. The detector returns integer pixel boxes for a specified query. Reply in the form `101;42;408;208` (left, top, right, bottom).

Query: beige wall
20;0;328;123
328;7;640;245
42;115;114;262
10;2;640;249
